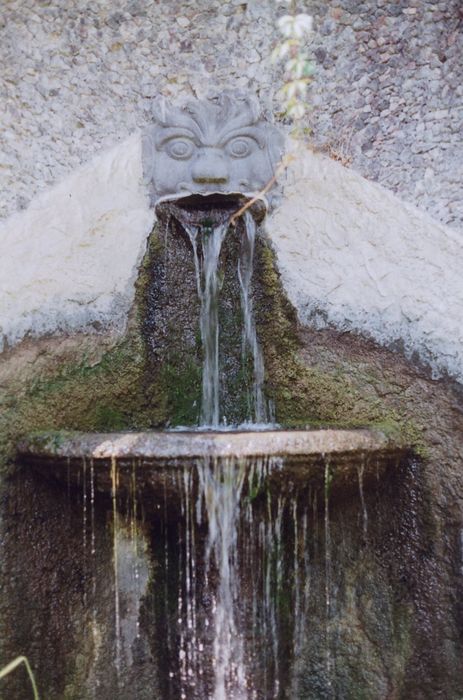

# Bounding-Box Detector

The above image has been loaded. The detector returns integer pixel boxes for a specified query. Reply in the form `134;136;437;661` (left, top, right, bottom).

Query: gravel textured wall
1;0;462;228
308;0;463;229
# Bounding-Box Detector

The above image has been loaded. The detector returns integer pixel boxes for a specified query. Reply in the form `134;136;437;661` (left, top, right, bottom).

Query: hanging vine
272;1;315;128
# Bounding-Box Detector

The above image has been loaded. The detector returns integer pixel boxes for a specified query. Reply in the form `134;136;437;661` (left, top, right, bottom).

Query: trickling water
89;457;100;700
154;454;330;700
238;212;268;423
178;466;200;699
357;456;368;536
115;520;150;669
70;205;394;698
324;459;333;693
290;502;311;700
196;456;248;699
200;224;229;426
181;211;268;426
82;456;88;611
67;438;391;700
183;221;228;426
111;455;121;676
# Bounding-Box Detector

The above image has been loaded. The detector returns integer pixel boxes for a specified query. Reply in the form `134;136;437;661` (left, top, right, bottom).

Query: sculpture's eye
165;138;195;160
226;137;254;158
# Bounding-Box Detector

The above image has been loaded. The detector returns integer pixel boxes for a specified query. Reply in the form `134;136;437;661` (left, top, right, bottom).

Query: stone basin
17;428;410;509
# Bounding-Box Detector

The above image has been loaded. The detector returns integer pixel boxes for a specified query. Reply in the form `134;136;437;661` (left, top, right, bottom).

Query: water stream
0;195;443;697
160;455;313;700
182;210;269;427
89;208;353;697
144;206;289;697
195;456;248;699
237;213;268;424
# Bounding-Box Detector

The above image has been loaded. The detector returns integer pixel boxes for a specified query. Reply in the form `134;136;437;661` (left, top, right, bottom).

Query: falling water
111;455;121;676
238;212;268;423
357;456;369;536
183;220;228;426
324;459;333;692
182;211;268;426
89;456;100;700
82;456;88;610
200;224;230;426
164;209;283;697
175;456;258;699
130;205;358;697
196;456;248;699
162;455;325;700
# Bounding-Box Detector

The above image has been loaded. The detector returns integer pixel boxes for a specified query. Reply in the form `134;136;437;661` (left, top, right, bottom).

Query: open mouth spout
155;192;268;227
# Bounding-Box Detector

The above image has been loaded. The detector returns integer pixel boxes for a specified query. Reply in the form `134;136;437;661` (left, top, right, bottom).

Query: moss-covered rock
253;235;424;452
0;219;429;475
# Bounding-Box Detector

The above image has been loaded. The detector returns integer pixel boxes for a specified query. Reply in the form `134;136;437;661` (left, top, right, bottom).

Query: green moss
0;335;149;470
158;356;202;426
370;419;427;457
0;222;428;474
254;236;424;449
255;239;355;423
91;405;127;431
24;429;76;453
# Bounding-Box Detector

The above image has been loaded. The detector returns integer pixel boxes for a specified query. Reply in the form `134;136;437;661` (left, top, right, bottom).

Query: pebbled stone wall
308;0;463;229
0;0;278;218
1;0;462;228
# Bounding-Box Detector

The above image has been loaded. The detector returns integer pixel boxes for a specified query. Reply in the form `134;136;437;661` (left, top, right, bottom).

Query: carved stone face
143;92;284;210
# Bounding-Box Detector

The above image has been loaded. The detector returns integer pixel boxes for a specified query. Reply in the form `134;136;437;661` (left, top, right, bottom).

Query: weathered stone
142;91;284;209
18;428;409;507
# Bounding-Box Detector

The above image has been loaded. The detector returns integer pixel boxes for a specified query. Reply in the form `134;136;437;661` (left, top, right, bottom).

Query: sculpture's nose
191;149;229;185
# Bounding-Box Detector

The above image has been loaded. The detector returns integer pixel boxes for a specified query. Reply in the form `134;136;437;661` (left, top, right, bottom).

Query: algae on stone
0;221;426;475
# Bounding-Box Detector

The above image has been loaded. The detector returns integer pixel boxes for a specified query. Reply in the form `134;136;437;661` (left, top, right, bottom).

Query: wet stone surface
1;254;463;697
1;449;461;698
140;205;267;426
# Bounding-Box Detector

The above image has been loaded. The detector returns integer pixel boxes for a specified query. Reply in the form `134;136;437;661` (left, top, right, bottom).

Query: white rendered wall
267;146;463;381
1;133;462;383
0;133;154;351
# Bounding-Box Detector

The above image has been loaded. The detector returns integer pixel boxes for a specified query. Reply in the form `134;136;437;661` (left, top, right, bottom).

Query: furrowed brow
218;127;266;148
155;127;202;149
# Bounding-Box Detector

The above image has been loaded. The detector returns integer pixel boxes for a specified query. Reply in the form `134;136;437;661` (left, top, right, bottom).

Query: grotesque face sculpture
143;91;284;210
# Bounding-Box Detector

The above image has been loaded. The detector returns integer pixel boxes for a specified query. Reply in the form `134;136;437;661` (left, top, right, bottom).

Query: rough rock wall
1;0;462;227
308;0;463;228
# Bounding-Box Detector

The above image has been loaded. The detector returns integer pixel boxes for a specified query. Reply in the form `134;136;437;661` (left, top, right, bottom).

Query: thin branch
229;154;294;226
0;656;40;699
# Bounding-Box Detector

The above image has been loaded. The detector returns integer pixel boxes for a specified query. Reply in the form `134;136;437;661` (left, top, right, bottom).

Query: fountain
7;93;436;700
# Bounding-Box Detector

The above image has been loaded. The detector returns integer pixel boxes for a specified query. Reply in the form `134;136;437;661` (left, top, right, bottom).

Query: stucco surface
267;147;463;381
0;133;154;351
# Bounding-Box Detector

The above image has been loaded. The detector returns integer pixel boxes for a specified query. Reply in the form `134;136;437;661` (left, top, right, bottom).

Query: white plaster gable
0;133;154;351
267;145;463;381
